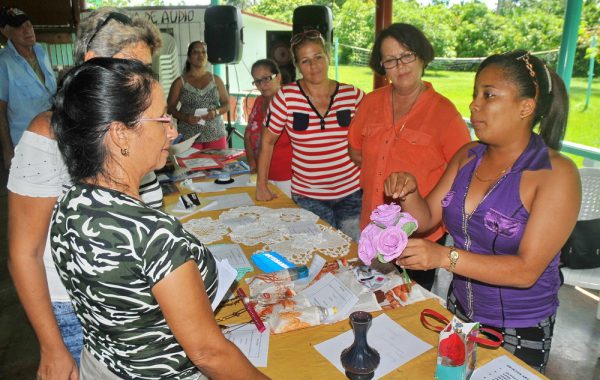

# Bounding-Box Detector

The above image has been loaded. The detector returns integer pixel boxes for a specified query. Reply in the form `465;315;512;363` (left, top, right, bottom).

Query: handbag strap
421;309;504;347
420;308;450;332
469;327;504;347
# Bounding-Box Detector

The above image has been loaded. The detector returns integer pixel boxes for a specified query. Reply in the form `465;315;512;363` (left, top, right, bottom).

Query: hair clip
543;64;552;93
516;52;540;94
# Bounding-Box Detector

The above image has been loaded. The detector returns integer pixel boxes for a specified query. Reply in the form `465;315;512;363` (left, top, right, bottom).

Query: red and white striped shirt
267;81;364;199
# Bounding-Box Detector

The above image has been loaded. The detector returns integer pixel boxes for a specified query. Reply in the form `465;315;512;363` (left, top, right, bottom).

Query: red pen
237;288;266;333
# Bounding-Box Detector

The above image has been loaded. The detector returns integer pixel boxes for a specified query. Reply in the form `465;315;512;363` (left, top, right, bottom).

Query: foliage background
243;0;599;77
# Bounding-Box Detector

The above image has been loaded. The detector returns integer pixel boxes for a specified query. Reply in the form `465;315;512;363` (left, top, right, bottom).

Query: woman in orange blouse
348;23;470;289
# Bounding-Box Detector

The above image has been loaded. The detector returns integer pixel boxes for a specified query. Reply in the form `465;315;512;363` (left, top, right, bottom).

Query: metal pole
210;0;222;78
583;35;596;111
334;36;339;82
556;0;584;93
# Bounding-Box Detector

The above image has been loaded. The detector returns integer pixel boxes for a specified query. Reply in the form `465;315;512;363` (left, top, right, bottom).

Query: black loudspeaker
204;5;243;64
292;5;333;44
267;31;295;85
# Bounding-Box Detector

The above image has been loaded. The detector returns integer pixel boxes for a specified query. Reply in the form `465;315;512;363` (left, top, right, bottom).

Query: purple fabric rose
370;204;402;228
358;223;381;265
375;225;408;263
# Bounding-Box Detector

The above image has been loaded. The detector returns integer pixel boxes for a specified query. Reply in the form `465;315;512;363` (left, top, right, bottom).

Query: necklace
391;82;425;135
473;166;510;182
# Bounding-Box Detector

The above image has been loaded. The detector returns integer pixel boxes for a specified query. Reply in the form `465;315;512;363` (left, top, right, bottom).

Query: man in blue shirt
0;7;56;169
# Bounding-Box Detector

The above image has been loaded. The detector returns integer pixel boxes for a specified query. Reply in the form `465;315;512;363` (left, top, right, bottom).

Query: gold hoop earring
121;147;129;156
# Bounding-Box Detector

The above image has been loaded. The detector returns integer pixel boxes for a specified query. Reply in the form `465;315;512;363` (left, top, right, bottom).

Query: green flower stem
402;267;412;292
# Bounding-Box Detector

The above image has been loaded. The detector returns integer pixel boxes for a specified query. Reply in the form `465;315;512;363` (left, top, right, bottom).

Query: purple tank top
442;133;560;328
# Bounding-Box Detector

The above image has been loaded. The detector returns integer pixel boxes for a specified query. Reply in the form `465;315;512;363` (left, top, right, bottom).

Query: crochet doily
229;222;287;247
262;224;351;265
182;217;229;245
219;206;271;222
260;207;319;226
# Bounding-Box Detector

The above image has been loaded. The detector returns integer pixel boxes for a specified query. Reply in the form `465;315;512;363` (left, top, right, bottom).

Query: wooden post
373;0;393;91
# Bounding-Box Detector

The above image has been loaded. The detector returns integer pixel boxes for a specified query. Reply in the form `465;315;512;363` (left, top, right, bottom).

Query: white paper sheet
211;259;238;311
471;355;542;380
170;133;201;157
299;273;359;323
208;244;253;271
314;313;433;379
194;108;208;125
223;323;270;367
200;193;254;211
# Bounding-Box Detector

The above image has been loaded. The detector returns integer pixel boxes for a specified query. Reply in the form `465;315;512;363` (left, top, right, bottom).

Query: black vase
340;311;380;380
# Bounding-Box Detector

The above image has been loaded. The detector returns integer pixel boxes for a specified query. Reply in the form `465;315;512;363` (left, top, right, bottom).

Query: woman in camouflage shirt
50;58;268;380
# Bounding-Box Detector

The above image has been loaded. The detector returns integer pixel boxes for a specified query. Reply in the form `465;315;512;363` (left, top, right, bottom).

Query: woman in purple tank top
383;50;581;373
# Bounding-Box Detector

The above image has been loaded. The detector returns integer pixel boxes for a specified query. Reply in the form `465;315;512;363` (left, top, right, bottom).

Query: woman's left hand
395;238;445;270
205;109;218;121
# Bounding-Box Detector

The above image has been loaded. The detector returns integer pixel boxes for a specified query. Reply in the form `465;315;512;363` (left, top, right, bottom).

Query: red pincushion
439;332;466;366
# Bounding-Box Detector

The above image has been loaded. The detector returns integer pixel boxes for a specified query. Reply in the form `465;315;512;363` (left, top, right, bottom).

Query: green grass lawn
330;65;600;165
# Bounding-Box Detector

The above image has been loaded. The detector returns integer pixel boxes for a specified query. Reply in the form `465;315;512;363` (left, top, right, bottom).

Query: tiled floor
0;167;599;379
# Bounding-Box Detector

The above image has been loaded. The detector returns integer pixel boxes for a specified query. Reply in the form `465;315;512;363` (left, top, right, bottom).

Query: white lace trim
191;206;350;264
182;217;229;245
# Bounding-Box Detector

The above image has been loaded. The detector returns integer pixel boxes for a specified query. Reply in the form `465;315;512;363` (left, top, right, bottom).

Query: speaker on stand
267;31;295;85
292;5;333;44
204;5;244;146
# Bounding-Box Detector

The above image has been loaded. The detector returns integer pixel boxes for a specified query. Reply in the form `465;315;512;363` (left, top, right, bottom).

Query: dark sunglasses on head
290;30;322;47
87;12;133;51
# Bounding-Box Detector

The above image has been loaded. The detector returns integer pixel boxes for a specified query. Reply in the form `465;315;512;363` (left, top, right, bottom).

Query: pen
237;288;266;333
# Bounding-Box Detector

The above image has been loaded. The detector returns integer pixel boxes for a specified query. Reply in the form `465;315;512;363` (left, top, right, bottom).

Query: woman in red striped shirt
255;30;364;240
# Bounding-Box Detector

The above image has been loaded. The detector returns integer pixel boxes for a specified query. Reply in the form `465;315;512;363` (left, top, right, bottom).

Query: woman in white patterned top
167;41;230;148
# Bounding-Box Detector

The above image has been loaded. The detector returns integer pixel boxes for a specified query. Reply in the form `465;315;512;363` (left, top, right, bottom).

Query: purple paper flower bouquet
358;204;418;265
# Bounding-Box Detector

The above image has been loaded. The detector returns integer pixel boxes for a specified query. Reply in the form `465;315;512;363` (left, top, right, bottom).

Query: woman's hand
186;114;203;125
256;184;276;201
205;109;218;121
384;172;418;200
395;239;446;271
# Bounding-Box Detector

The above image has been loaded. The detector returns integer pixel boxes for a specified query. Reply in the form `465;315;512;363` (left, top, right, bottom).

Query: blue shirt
0;40;57;145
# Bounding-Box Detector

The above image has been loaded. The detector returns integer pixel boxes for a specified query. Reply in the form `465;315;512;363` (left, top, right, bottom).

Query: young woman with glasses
7;8;163;379
255;30;365;241
167;41;230;149
348;23;471;289
244;58;293;196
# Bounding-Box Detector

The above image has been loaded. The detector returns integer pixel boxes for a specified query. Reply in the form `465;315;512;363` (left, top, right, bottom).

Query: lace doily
219;206;271;223
182;217;229;245
263;224;351;265
260;208;319;226
229;222;287;247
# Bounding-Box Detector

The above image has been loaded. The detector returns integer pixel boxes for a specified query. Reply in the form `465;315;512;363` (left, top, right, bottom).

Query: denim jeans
52;301;84;365
292;189;362;241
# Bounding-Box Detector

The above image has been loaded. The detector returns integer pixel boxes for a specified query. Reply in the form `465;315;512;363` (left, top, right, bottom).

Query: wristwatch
448;247;460;272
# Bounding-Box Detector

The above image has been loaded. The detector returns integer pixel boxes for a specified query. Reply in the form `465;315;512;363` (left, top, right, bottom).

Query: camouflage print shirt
51;184;218;379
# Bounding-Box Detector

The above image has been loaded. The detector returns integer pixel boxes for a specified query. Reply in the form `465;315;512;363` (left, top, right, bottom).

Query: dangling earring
121;147;129;156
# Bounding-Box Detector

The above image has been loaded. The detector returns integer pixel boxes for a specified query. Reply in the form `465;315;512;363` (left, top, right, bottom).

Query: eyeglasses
139;114;173;124
252;74;276;87
380;51;418;69
290;30;323;47
87;12;132;51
